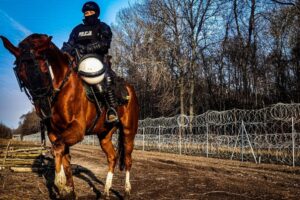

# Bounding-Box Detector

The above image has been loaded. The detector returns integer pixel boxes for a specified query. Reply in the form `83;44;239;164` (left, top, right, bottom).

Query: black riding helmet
82;1;100;17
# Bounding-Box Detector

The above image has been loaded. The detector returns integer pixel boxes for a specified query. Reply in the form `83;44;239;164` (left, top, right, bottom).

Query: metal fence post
179;126;182;155
241;121;244;162
292;117;295;167
143;127;145;151
206;123;209;158
242;121;257;164
158;125;161;152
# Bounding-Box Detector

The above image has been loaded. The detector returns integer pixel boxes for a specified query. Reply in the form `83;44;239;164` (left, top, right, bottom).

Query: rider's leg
104;67;119;123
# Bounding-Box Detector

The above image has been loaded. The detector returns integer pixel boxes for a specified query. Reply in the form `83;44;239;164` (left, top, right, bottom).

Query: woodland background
1;0;299;138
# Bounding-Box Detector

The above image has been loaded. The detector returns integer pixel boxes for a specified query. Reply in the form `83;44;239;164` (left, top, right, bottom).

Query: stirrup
106;107;119;123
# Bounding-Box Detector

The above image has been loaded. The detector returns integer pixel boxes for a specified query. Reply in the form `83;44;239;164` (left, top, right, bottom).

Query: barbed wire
137;103;300;166
20;103;300;166
139;103;300;128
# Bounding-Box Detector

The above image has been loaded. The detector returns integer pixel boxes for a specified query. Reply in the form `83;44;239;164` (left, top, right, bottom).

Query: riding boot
105;76;119;123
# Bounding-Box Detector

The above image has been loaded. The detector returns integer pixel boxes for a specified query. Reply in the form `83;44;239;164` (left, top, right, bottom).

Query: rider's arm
86;23;112;54
61;28;77;54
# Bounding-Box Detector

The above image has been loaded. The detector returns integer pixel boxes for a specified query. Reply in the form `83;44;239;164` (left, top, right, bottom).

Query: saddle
83;76;129;108
74;53;128;125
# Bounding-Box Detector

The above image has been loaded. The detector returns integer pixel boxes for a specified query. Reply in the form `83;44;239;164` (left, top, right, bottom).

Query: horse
0;34;139;199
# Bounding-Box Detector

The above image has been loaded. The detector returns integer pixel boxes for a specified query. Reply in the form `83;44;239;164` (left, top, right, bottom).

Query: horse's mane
19;34;49;49
24;33;48;40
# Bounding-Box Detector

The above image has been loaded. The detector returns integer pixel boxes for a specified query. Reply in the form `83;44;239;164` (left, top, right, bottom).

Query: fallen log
3;159;42;162
10;167;41;172
2;140;11;166
2;160;43;166
3;162;39;166
2;147;47;153
0;152;48;158
0;164;40;168
0;140;53;172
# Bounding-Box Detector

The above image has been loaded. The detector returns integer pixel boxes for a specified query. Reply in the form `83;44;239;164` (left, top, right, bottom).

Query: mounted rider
61;1;119;123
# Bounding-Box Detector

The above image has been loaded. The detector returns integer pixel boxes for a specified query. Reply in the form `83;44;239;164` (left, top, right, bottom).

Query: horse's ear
38;35;53;51
47;36;53;43
0;35;20;57
46;36;53;46
45;36;53;49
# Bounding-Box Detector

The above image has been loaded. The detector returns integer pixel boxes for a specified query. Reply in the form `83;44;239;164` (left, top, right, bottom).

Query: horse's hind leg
123;131;135;197
98;128;117;198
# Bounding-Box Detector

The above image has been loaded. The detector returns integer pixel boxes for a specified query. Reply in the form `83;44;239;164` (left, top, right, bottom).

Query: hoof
124;190;131;200
103;190;110;200
103;193;110;200
59;187;76;200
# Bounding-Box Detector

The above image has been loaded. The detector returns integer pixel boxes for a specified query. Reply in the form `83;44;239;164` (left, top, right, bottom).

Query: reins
21;52;74;119
50;64;73;104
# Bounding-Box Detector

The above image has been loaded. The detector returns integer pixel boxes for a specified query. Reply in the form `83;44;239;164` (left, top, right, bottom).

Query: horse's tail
118;125;125;171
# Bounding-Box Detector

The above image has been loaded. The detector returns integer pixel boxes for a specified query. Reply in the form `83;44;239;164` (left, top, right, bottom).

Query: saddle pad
117;77;130;104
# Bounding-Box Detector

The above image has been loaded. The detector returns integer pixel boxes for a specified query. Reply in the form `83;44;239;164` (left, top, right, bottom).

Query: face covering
84;15;98;25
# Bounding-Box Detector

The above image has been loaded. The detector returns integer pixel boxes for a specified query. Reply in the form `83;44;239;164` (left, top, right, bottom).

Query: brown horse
0;34;139;198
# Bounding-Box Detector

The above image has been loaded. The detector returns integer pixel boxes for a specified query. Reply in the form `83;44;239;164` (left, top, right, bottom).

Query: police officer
62;1;118;123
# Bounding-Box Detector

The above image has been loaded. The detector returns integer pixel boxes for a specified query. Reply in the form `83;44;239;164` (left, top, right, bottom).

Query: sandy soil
1;143;300;200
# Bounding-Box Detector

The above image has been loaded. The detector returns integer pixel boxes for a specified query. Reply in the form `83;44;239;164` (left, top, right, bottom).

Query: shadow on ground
32;156;123;200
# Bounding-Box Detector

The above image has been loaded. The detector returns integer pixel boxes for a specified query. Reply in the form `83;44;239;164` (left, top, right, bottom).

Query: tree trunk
180;76;185;116
189;77;195;133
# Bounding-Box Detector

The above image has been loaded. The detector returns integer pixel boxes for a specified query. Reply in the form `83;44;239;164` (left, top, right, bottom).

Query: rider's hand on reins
63;52;75;62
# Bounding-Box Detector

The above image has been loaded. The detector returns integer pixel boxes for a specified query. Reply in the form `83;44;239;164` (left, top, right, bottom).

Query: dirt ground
1;143;300;200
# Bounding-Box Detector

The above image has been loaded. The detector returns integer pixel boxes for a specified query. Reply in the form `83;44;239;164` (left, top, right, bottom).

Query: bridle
14;44;72;119
15;47;52;101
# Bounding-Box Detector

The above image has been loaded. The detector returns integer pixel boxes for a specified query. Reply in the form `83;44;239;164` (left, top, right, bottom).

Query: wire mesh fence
19;103;300;166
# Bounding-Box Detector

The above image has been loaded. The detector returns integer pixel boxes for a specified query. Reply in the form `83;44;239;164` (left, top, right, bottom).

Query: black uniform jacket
62;19;112;56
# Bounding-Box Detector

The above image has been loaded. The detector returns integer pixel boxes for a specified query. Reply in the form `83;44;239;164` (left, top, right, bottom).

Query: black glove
69;44;86;61
86;42;102;53
61;42;73;54
74;44;86;54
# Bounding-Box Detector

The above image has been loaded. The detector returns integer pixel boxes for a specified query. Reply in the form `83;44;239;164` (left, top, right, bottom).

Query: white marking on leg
104;172;113;196
125;170;131;194
54;164;66;191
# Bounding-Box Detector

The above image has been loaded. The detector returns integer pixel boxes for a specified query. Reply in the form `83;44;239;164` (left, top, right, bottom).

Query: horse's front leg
52;142;79;199
49;122;84;199
98;128;117;198
61;147;76;199
52;140;69;195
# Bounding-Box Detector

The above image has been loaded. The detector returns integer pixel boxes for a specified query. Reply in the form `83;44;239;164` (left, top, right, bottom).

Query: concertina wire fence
21;103;300;166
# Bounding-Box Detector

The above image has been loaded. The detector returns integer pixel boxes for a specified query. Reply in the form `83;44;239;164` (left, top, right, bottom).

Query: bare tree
0;122;12;139
110;0;300;119
14;109;40;137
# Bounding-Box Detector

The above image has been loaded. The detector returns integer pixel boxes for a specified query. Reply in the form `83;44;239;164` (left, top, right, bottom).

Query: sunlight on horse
0;34;139;199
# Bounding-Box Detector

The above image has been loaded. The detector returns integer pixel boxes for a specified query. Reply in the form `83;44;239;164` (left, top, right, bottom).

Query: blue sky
0;0;136;128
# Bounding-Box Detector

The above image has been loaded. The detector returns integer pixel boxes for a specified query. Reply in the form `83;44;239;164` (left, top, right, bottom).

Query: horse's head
0;34;66;118
1;34;55;99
